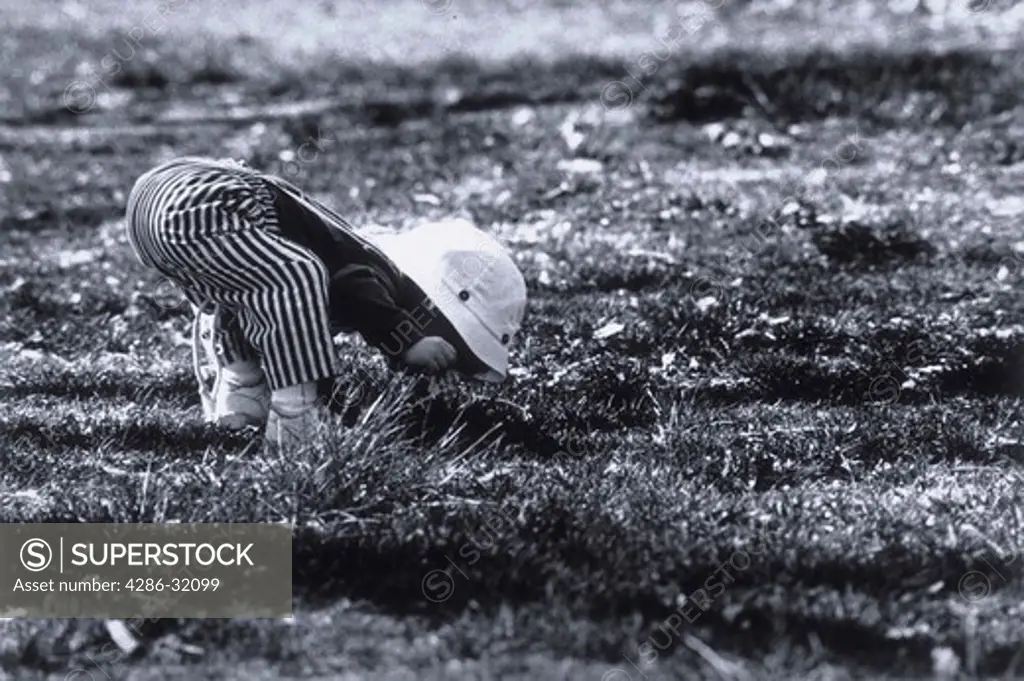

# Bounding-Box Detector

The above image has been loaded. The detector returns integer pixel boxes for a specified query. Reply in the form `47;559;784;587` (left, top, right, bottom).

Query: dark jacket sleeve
329;264;426;358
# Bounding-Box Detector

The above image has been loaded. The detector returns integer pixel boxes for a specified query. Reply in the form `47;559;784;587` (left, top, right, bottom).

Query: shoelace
191;299;221;416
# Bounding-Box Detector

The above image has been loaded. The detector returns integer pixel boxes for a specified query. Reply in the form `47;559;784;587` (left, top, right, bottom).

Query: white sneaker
192;305;270;429
265;405;325;449
264;381;334;449
213;375;271;429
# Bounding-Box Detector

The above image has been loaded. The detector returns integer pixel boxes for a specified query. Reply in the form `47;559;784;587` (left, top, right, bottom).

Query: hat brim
433;295;509;383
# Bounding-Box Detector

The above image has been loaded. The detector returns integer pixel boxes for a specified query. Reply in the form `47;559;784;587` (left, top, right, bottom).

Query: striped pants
125;157;341;390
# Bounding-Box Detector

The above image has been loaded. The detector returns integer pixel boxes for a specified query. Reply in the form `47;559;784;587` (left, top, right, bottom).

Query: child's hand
401;337;457;374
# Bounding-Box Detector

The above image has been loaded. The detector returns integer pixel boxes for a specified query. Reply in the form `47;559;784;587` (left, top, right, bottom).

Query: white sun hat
365;219;527;383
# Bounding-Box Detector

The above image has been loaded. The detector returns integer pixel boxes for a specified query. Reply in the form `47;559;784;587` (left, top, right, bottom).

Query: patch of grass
1;2;1024;679
647;47;1024;127
809;218;937;268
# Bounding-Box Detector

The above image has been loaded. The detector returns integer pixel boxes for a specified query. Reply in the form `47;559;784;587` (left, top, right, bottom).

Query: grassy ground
1;0;1023;679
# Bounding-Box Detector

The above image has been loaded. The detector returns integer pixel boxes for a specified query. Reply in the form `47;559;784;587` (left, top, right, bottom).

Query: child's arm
329;264;427;362
330;265;457;374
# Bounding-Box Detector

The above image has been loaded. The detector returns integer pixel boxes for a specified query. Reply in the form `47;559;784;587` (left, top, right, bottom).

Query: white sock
270;381;320;416
221;360;265;388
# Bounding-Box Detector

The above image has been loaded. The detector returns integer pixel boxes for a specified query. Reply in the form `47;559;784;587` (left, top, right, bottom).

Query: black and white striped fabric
125;157;341;390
